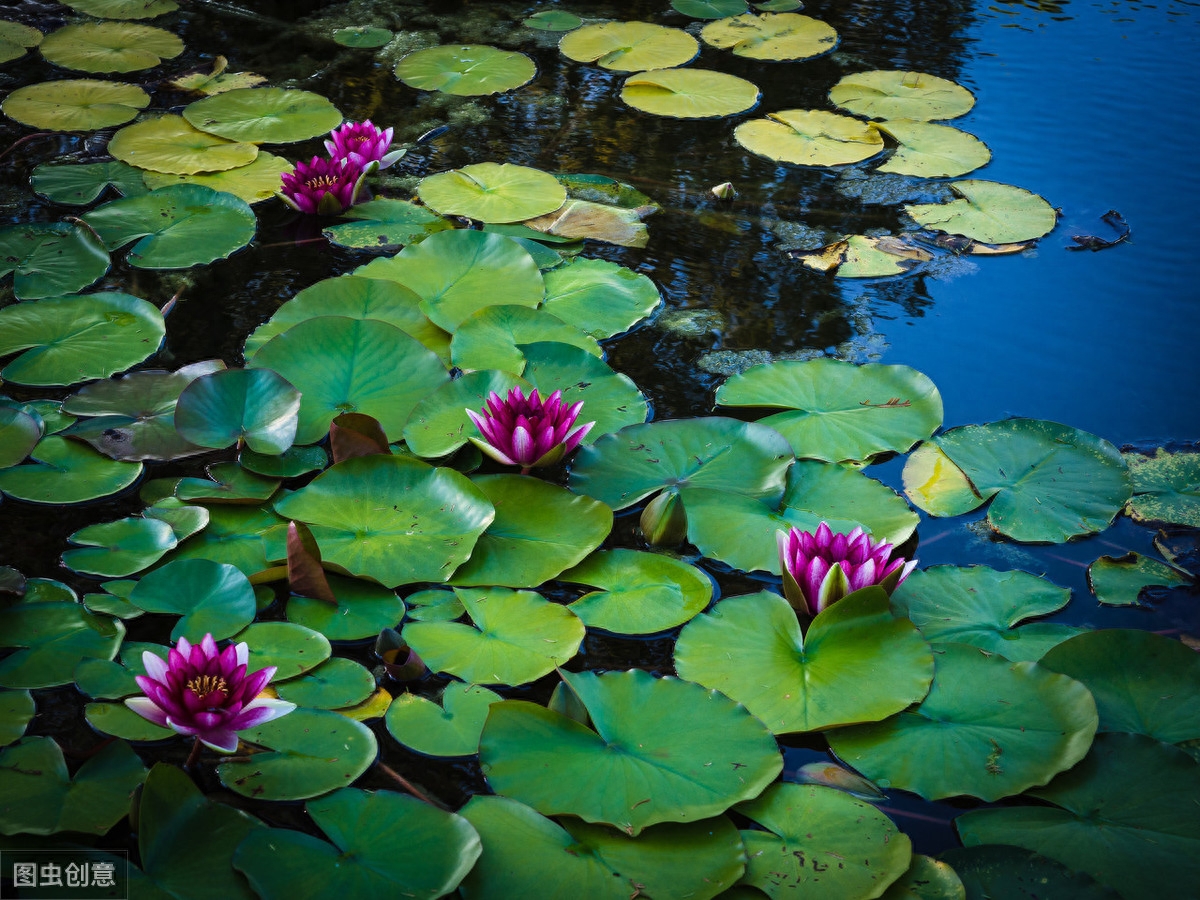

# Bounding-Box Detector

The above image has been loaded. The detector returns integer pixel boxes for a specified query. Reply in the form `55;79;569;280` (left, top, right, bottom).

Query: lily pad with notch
233;622;331;681
385;683;503;757
0;436;143;504
174;462;281;504
183;87;342;144
402;369;523;459
0;222;109;301
174;367;300;455
142;152;294;205
700;13;838;61
286;574;405;642
450;305;600;374
1086;551;1189;606
322;198;452;251
129;559;256;642
559;22;698;72
0;600;124;688
829;70;975;122
39;21;182;73
876;120;991;178
0;21;41;65
905;180;1057;245
521;341;650;440
273;657;374;709
164;504;288;577
108;114;258;175
1122;447;1200;528
540;257;661;340
395;44;536;96
419;163;567;224
62;516;178;577
524;11;583;31
621;68;760;119
2;79;149;130
734;109;882;167
31;160;148;205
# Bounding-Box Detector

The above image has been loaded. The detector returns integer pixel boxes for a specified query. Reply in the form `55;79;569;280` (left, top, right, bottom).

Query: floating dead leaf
170;55;267;95
793;761;886;800
924;233;1034;255
521;199;653;248
330;412;392;463
791;234;932;277
1069;209;1130;251
286;520;336;605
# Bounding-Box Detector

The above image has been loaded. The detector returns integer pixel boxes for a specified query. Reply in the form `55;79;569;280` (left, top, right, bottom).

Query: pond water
1;0;1198;891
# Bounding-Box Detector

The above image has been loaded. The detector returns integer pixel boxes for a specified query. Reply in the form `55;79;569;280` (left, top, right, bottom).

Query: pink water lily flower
125;633;295;754
778;522;917;617
466;387;594;472
279;155;363;215
325;120;406;173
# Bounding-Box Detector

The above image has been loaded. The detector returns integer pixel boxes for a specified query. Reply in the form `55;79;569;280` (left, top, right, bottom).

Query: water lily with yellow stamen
279;155;363;215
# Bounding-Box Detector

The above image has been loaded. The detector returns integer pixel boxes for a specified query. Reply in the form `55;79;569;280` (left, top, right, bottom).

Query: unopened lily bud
711;181;737;200
640;489;688;547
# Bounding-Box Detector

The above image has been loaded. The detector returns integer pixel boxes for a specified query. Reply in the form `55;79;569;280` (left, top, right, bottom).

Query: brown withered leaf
286;520;336;605
522;200;652;248
330;412;392;463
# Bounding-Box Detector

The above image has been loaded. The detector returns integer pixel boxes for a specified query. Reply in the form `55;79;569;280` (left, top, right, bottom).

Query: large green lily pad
129;558;256;641
403;369;523;458
715;358;942;463
621;68;760;119
480;668;783;834
449;305;600;374
31;160;149;205
876;120;991;178
0;222;109;300
559;22;698;71
891;565;1081;662
0;600;124;688
143;152;295;204
459;795;745;899
322;198;452;251
449;475;612;588
540;257;661;339
286;574;405;641
249;316;449;444
173;367;300;454
520;341;650;438
1123;448;1200;527
183;88;342;144
676;589;932;733
0;436;143;504
939;845;1119;900
905;181;1058;244
164;503;288;577
395;44;535;95
2;78;149;130
700;13;838;61
736;783;911;900
1086;552;1190;606
234;788;480;900
273;455;494;587
62;516;178;577
235;622;331;680
1038;629;1200;743
0;737;146;835
829;70;975;121
39;21;183;73
904;419;1131;543
955;733;1200;900
827;642;1098;801
355;229;544;332
734;109;883;166
385;683;503;756
83;184;256;269
108;114;258;175
403;587;584;685
419;163;567;223
561;549;712;634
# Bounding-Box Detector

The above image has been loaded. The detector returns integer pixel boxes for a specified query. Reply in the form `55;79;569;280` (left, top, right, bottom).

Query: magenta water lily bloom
279;155;363;216
778;522;917;617
325;119;406;173
466;387;595;472
125;633;295;754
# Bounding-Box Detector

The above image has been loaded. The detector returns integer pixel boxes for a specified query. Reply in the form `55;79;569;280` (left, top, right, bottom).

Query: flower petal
124;696;170;728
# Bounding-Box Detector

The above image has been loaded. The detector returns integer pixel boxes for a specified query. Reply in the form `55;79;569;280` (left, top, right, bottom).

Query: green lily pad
0;20;42;65
794;234;935;278
2;78;149;130
1086;552;1189;606
174;462;280;504
1038;629;1200;743
274;455;494;588
904;419;1131;543
403;588;464;622
524;11;583;31
108;114;258;175
217;707;376;800
0;405;42;469
239;444;328;479
39;21;183;73
938;845;1119;900
687;459;918;574
402;369;523;458
173;367;300;454
11;578;76;603
164;504;288;576
250;316;448;445
830;70;975;122
828;642;1099;801
31;160;149;205
540;257;661;339
183;88;342;144
332;25;393;47
142;152;294;205
82;183;256;269
700;13;838;61
0;436;143;504
560;22;698;71
62;516;178;577
520;341;650;439
419;163;567;224
0;222;109;301
355;229;544;333
480;668;782;834
85;700;175;741
0;690;35;745
61;360;223;461
716;359;943;464
734;109;882;166
144;500;209;542
876;120;991;178
450;306;600;374
0;600;124;688
234;788;480;899
673;0;749;18
891;566;1081;662
459;794;745;899
395;44;536;95
905;181;1057;244
322;198;452;250
955;733;1200;900
0;737;146;835
736;783;911;900
286;574;405;641
138;763;265;899
561;549;713;634
621;68;760;119
74;647;155;699
449;475;612;588
385;683;502;756
676;588;932;733
403;587;584;685
273;657;373;709
234;622;330;681
569;416;794;511
129;559;256;642
61;0;178;18
879;855;965;900
1123;448;1200;527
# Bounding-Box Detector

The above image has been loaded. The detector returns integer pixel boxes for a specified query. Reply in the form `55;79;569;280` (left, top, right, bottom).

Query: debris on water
1068;209;1130;251
655;308;726;339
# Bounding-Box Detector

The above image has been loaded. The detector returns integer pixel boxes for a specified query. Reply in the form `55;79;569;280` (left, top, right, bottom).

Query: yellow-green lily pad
395;44;536;96
559;21;698;71
183;88;342;144
735;109;883;166
622;68;760;119
905;180;1058;245
1;79;148;130
700;13;838;61
39;21;182;74
418;162;566;223
142;152;293;204
876;120;991;178
830;70;975;121
0;21;42;65
1123;448;1200;528
109;114;258;174
60;0;178;18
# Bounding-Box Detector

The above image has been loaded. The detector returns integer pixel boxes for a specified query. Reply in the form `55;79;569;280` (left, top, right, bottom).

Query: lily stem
184;736;203;769
375;761;447;809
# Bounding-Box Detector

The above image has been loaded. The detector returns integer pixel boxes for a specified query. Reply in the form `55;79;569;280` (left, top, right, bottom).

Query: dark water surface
2;0;1198;861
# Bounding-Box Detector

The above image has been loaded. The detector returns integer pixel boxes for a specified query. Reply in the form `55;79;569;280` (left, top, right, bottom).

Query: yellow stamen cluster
186;674;227;698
